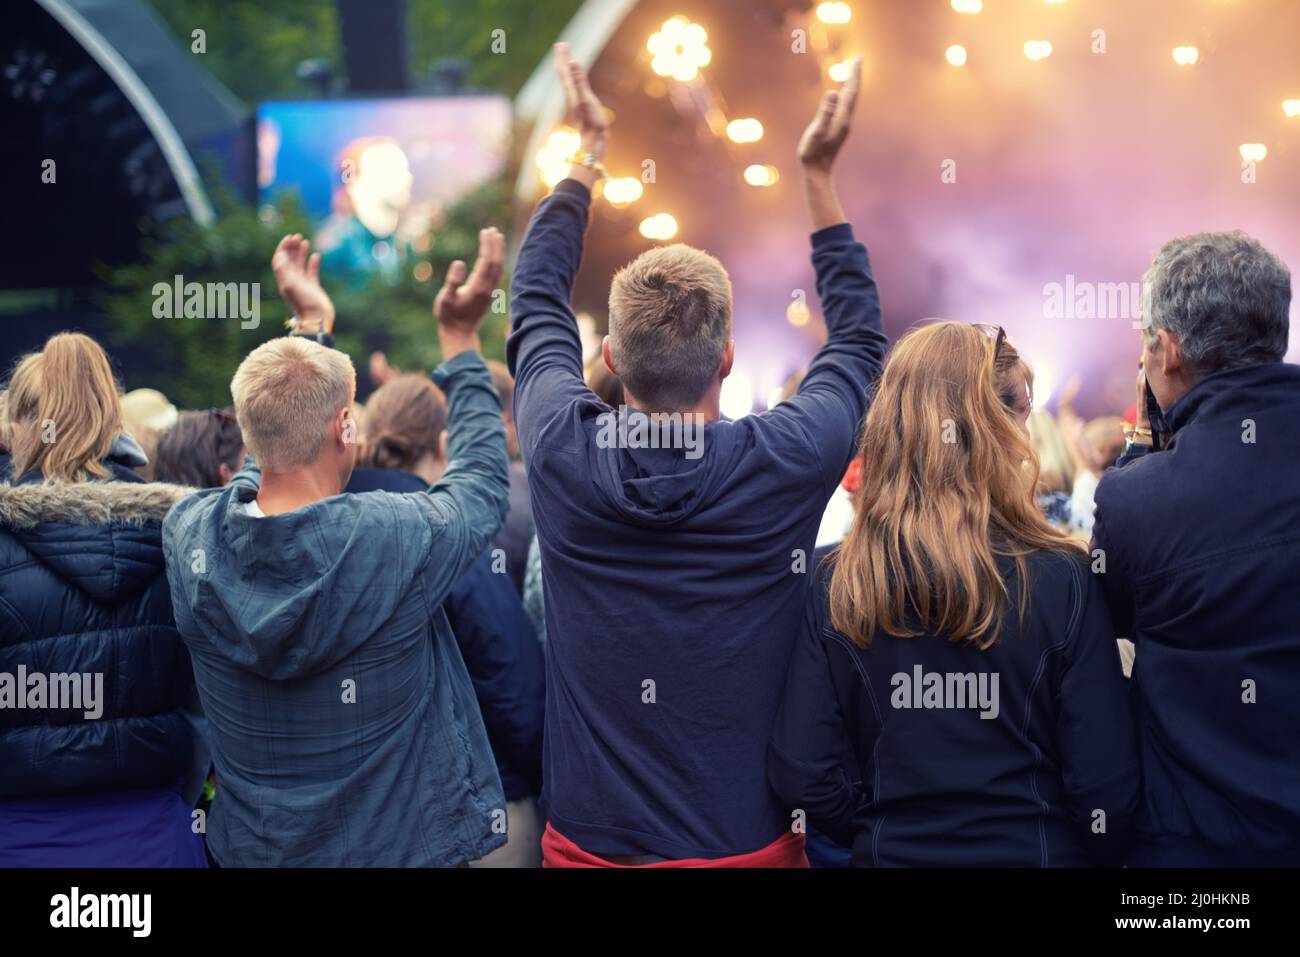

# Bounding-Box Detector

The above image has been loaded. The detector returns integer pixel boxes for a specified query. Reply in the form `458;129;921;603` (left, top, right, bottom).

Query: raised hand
271;233;335;334
798;56;861;173
554;42;608;159
369;351;402;388
434;226;506;338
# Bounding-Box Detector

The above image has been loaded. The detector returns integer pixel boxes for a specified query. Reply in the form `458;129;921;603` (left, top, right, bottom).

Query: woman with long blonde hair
768;322;1138;867
0;333;204;867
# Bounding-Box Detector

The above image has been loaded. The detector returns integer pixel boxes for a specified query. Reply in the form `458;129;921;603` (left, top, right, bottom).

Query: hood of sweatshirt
163;480;435;680
584;404;746;526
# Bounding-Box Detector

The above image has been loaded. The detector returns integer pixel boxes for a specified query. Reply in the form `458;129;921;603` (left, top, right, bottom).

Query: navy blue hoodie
506;178;887;859
1093;361;1300;866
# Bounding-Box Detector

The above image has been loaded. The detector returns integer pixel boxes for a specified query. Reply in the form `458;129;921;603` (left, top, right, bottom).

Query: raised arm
419;228;512;584
763;58;888;492
505;43;606;462
269;228;510;587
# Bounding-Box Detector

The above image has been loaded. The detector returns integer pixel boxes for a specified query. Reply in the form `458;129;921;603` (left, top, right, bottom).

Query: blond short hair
608;244;732;410
230;337;356;471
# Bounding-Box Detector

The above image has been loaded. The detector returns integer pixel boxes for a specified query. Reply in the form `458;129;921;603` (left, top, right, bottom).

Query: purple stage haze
565;0;1300;417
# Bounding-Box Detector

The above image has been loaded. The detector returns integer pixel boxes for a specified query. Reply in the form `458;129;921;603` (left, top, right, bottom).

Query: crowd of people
1;46;1297;868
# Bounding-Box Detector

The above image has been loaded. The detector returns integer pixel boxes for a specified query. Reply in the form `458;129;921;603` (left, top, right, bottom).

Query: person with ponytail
768;321;1139;867
0;333;204;867
347;374;546;868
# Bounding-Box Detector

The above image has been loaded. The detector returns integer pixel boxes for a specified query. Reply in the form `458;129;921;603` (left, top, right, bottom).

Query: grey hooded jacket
162;350;510;866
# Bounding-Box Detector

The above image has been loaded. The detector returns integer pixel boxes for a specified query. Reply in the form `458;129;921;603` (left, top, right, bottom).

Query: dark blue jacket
768;550;1139;867
506;178;888;859
1093;361;1300;866
163;351;511;867
0;460;204;866
346;467;544;801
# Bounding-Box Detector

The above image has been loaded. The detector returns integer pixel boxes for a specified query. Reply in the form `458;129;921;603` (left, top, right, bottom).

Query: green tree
145;0;584;101
99;176;513;408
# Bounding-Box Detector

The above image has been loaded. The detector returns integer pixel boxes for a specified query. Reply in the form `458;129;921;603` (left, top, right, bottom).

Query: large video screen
256;95;512;282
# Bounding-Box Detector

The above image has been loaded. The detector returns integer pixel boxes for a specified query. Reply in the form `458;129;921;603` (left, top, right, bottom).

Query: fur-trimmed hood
0;480;197;602
0;480;195;530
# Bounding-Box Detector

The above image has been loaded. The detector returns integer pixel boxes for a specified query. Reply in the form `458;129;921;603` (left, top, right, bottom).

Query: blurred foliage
145;0;341;103
145;0;583;101
406;0;584;92
98;174;513;409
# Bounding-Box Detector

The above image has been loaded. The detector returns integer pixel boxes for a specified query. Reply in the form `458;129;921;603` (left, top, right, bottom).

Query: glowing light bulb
726;118;765;144
828;58;855;82
1172;46;1199;66
648;16;712;82
1023;40;1053;61
743;164;779;187
535;127;581;187
1283;99;1300;118
720;372;754;420
945;45;968;66
603;177;644;206
815;2;852;24
639;213;679;240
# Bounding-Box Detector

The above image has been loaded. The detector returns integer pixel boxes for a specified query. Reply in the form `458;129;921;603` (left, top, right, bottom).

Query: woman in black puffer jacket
0;333;204;867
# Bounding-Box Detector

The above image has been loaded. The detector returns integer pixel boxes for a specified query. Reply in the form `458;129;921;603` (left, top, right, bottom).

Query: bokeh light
603;177;644;206
726;118;764;144
720;371;755;419
1023;40;1053;61
639;213;679;240
828;59;855;82
744;164;779;187
946;45;968;67
1172;46;1200;66
815;2;852;25
648;17;712;82
535;127;581;187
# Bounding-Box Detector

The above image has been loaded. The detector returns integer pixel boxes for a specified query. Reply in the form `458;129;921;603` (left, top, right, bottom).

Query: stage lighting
720;372;755;420
1283;100;1300;118
1172;46;1199;66
945;45;968;67
744;164;779;187
829;59;855;82
726;118;764;143
1023;40;1053;62
536;127;582;187
648;17;711;82
815;2;852;24
787;301;811;327
603;177;644;206
1239;143;1267;162
950;0;981;12
639;213;679;240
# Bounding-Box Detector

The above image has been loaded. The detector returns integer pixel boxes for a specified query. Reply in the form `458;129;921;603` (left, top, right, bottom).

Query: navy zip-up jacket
768;551;1139;867
1093;361;1300;866
506;177;887;859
